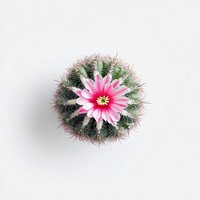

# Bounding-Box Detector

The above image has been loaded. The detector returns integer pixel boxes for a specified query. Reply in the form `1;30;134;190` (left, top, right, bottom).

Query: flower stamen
96;96;109;106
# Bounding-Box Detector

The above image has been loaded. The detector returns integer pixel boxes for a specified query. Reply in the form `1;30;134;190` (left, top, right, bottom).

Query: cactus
53;54;144;144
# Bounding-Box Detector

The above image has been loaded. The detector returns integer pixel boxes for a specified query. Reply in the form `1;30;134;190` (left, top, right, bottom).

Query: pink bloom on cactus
76;73;130;124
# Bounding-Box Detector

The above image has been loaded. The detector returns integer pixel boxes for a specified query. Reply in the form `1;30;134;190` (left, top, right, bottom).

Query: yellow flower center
96;96;109;106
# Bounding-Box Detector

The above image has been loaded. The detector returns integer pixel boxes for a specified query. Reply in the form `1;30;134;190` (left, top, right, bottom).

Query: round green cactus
54;55;144;144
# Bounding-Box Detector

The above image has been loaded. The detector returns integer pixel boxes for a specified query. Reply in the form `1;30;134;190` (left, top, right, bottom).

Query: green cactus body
54;55;144;144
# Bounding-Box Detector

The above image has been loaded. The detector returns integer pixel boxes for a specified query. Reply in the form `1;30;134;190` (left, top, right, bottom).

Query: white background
0;0;200;199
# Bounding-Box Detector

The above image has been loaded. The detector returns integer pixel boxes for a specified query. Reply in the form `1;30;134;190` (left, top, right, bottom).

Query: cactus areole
54;55;144;144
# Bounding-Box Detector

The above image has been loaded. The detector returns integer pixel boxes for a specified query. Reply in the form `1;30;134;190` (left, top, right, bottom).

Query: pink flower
76;73;129;124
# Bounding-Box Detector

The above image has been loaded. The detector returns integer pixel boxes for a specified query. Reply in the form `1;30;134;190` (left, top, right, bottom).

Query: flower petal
76;97;89;105
82;102;94;110
112;103;128;109
113;96;129;104
81;89;92;99
109;103;124;112
111;78;122;88
112;85;129;97
76;90;82;97
110;110;120;122
108;118;114;124
87;108;95;118
93;108;101;122
103;75;111;86
95;73;103;81
104;83;113;94
85;79;96;94
94;74;104;93
78;107;88;114
107;113;114;124
102;109;115;124
102;109;112;123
